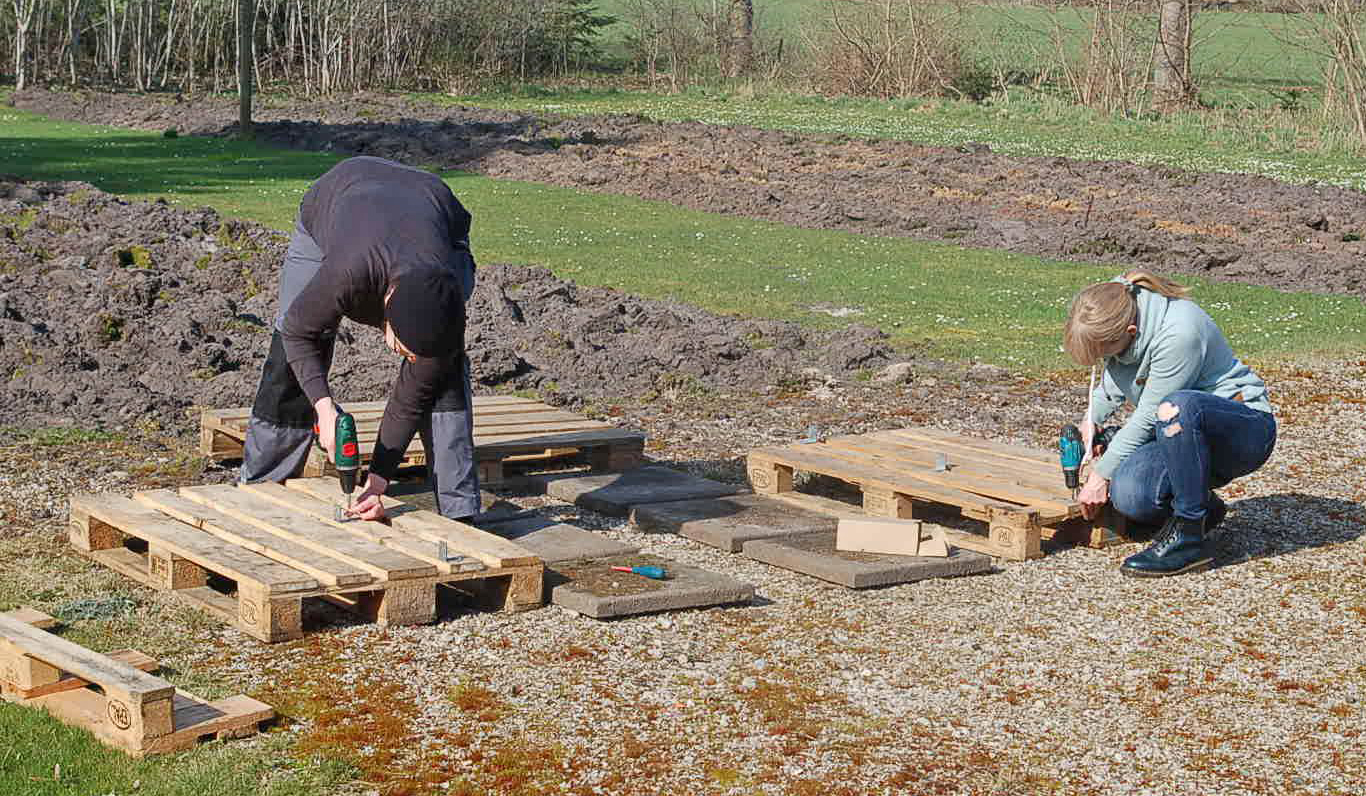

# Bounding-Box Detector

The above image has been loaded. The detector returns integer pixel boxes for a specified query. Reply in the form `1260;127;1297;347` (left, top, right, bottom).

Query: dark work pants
238;221;480;519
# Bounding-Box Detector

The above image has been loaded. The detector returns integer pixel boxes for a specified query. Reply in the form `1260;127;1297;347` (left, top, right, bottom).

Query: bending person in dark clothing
240;156;479;522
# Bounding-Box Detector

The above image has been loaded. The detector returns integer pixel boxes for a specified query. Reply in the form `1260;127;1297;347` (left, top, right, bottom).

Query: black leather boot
1120;515;1212;578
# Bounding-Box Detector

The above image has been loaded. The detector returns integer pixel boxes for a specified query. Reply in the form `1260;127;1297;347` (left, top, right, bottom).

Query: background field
4;99;1364;373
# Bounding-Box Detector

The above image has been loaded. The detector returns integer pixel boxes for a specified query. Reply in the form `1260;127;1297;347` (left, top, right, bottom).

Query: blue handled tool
611;565;666;580
1060;424;1084;499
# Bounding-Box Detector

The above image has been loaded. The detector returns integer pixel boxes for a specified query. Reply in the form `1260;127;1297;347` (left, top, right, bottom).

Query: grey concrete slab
549;553;755;619
481;515;640;564
742;530;993;588
631;494;838;552
527;466;745;517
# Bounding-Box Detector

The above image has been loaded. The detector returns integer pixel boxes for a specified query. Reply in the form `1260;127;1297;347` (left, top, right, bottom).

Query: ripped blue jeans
1108;390;1277;524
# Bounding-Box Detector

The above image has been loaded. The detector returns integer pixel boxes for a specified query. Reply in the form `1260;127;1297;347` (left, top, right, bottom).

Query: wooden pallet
200;396;646;486
1;608;272;756
747;427;1115;561
69;478;544;643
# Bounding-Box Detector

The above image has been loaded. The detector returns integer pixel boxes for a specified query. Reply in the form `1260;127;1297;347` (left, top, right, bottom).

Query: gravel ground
2;355;1363;796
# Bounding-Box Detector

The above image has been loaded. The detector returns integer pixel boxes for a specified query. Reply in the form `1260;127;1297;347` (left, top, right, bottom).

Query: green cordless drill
316;409;361;515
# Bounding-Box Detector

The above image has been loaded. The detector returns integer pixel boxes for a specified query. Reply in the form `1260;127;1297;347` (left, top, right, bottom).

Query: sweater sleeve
1094;328;1206;480
279;271;346;406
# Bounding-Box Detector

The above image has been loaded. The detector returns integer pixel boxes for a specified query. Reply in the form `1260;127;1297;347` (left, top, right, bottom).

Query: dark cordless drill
315;409;361;513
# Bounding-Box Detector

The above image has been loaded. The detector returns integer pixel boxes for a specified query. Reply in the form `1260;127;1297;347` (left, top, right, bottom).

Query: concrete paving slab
481;515;640;564
742;530;993;588
631;494;838;552
549;553;755;619
528;466;745;517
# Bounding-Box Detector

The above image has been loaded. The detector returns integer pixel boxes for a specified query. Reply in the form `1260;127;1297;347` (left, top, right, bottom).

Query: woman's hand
1077;469;1109;520
348;472;389;522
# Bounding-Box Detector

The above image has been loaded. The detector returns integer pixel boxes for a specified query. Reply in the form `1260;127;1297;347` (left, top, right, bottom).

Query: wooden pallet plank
134;490;372;589
1;608;57;629
124;691;274;755
858;430;1068;492
203;395;556;427
283;478;539;568
240;482;461;575
8;650;158;700
883;427;1058;468
69;494;318;595
818;434;1073;512
0;614;174;707
178;486;435;581
748;446;1024;517
473;428;645;456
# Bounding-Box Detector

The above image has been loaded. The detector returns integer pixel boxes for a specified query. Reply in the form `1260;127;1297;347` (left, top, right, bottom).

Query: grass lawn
3;100;1364;373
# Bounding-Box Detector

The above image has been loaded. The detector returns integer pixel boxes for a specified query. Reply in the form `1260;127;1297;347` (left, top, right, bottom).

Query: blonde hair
1063;270;1190;365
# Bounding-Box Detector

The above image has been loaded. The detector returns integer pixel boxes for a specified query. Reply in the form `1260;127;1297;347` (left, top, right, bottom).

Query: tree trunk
729;0;752;77
237;0;254;137
1152;0;1191;110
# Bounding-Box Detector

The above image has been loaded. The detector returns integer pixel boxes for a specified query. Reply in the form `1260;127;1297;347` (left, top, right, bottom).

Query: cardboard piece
835;517;949;557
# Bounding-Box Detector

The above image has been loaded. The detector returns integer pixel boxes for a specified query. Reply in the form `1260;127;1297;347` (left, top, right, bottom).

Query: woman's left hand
1077;470;1109;520
348;472;390;522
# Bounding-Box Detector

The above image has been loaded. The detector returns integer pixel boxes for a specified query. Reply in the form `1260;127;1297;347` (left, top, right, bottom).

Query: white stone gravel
2;357;1364;795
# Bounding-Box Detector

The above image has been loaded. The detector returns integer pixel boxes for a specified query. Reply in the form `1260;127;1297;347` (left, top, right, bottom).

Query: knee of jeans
1107;474;1144;518
1155;390;1200;436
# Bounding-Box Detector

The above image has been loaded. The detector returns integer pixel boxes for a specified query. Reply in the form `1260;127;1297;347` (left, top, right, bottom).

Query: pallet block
69;481;544;643
0;609;272;756
200;396;645;486
747;427;1121;561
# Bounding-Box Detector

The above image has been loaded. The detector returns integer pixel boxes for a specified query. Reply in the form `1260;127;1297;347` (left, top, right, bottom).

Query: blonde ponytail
1062;272;1189;366
1122;270;1189;299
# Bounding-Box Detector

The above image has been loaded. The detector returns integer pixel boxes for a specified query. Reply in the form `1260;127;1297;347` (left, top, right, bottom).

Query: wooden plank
178;485;435;581
857;430;1067;492
202;395;557;434
283;478;539;568
818;434;1073;512
239;482;460;574
474;428;645;456
2;608;56;629
134;490;372;588
748;446;1021;517
884;427;1057;468
0;614;174;705
157;692;272;744
69;494;317;595
11;650;158;699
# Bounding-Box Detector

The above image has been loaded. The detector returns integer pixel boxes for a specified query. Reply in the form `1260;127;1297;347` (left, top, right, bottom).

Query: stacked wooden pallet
747;426;1111;561
200;396;645;486
1;608;272;756
69;478;544;643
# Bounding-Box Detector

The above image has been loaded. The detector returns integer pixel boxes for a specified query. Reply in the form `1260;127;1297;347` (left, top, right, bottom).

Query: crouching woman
1064;271;1276;577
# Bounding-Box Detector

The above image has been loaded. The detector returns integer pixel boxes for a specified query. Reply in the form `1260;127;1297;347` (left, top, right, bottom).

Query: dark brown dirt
14;87;1366;298
0;178;896;433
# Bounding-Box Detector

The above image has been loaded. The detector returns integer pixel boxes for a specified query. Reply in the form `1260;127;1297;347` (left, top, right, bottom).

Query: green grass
592;2;1335;98
2;96;1364;372
0;706;350;796
442;86;1366;189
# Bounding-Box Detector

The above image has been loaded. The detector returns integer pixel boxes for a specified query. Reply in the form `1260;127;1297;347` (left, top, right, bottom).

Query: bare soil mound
0;178;896;433
14;87;1366;298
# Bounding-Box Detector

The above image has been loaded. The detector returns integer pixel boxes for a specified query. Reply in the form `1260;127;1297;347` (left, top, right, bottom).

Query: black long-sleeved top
280;156;475;479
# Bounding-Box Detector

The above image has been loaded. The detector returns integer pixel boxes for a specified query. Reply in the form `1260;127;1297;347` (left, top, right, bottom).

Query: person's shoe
1120;515;1212;578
